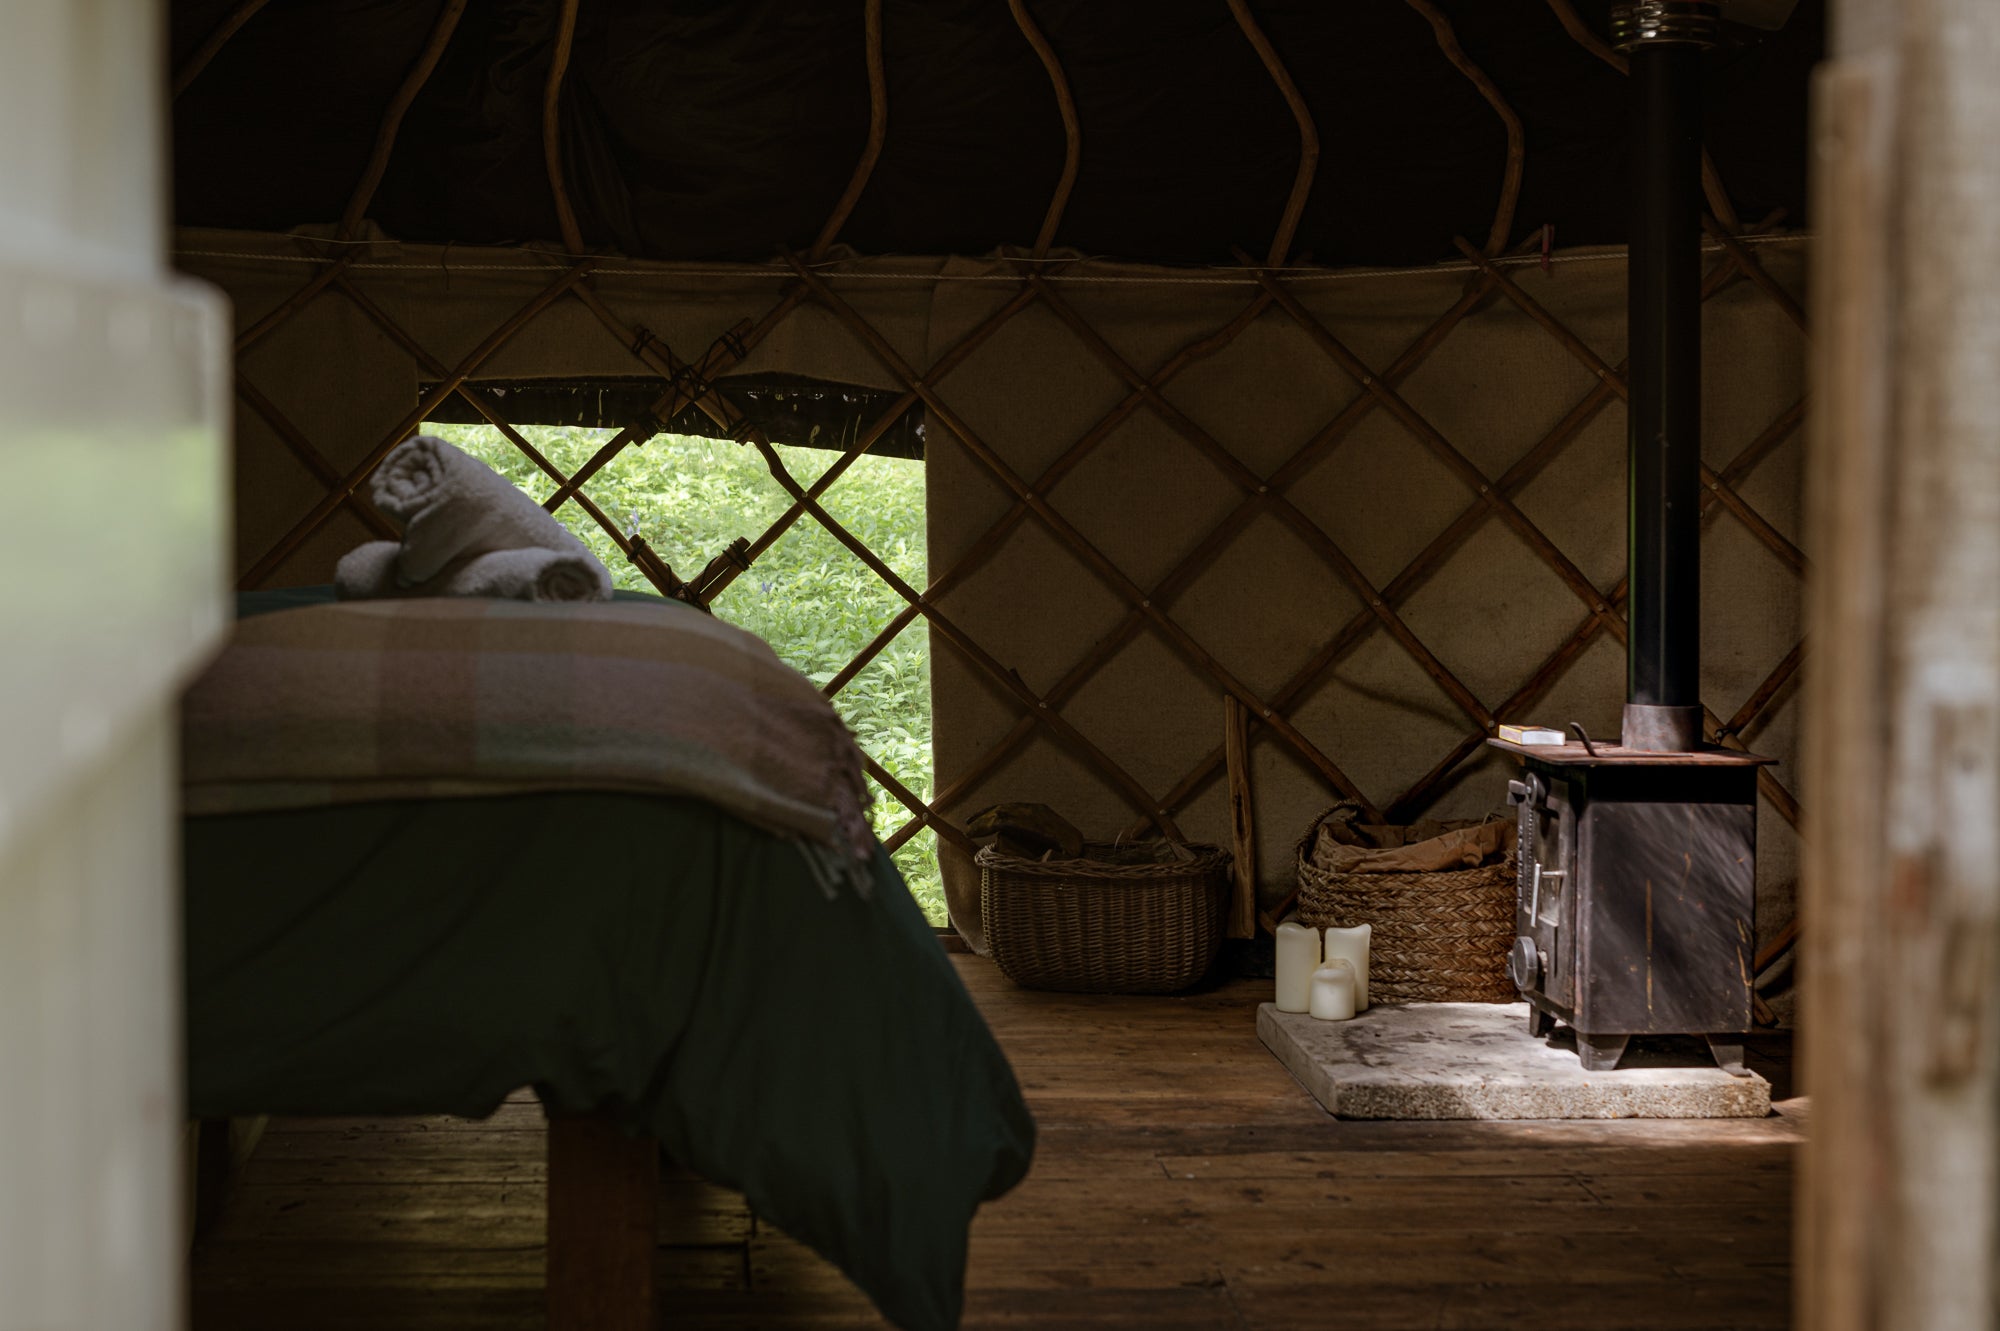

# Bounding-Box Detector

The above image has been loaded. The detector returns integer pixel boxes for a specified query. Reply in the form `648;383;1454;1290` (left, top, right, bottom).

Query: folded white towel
369;435;610;596
335;540;612;603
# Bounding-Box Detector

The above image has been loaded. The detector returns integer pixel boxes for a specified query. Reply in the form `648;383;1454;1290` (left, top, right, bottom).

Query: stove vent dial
1508;936;1541;990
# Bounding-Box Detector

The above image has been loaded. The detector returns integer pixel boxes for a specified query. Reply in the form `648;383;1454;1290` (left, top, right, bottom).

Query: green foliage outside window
423;423;944;923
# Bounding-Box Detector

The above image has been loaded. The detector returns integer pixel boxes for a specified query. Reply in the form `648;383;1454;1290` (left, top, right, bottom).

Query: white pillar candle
1309;960;1357;1021
1273;919;1321;1013
1322;923;1372;1010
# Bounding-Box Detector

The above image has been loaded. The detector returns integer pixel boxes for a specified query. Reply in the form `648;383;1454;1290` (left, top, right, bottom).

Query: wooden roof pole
810;0;886;261
338;0;470;242
1223;0;1318;268
1403;0;1524;256
1005;0;1082;259
543;0;587;254
171;0;274;100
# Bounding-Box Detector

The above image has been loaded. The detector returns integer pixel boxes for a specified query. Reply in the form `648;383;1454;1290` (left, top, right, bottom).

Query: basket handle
1295;802;1362;861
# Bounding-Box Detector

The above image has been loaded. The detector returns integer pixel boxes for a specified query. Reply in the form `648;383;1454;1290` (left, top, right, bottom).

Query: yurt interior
7;0;1998;1328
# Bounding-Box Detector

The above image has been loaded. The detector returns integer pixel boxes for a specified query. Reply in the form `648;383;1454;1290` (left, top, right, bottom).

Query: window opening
418;396;941;926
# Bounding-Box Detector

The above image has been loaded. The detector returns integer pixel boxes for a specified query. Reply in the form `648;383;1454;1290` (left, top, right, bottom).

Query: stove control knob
1508;936;1541;991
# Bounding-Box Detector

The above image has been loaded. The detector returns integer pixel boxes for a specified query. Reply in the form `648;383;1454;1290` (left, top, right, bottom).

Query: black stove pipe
1614;2;1715;753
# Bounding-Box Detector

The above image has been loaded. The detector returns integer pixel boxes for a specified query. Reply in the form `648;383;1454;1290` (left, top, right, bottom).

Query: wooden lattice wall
915;242;1806;939
179;230;1806;955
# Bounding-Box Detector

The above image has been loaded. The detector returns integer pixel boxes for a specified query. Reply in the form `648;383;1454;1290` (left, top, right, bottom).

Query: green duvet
184;592;1033;1331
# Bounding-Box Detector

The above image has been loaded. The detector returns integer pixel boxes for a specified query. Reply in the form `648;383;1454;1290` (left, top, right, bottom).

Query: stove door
1510;772;1577;1012
1536;780;1579;1009
1512;767;1576;1007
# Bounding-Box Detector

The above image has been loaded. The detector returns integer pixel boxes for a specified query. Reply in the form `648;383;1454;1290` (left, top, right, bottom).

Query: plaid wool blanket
181;598;877;896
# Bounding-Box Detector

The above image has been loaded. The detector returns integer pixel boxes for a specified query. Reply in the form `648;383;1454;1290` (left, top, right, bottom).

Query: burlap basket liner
977;841;1230;995
1294;814;1516;1004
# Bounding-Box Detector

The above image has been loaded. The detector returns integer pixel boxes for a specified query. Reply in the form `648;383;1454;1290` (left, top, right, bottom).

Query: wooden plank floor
190;957;1802;1329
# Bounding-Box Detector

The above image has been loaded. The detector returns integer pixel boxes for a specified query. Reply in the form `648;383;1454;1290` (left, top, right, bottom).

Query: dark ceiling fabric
170;0;1821;268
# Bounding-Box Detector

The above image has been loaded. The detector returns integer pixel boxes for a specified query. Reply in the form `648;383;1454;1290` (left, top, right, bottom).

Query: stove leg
1576;1033;1629;1072
1705;1035;1750;1077
1527;1004;1555;1039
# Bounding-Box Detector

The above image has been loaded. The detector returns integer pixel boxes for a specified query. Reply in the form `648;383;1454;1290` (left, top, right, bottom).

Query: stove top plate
1487;738;1777;766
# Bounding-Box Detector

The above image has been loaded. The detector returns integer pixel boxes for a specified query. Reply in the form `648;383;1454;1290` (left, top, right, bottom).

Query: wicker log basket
1294;806;1517;1003
977;840;1231;994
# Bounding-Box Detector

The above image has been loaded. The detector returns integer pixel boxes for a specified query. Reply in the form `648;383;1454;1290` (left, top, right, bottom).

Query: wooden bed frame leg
547;1110;659;1331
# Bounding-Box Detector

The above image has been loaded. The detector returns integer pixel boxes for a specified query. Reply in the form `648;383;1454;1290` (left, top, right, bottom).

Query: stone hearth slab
1258;1002;1771;1120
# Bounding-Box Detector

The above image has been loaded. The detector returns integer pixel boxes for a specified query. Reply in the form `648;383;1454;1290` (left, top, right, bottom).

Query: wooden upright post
1224;696;1258;938
1801;4;2000;1326
547;1111;660;1331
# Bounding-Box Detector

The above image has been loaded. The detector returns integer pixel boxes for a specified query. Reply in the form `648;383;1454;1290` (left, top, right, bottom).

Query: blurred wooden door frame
0;3;231;1328
1801;2;2000;1325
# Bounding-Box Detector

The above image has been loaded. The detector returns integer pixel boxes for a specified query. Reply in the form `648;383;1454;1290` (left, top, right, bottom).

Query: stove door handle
1529;863;1565;923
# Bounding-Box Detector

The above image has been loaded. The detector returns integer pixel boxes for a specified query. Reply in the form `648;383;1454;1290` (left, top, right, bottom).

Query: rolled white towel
445;548;611;602
333;540;402;600
337;541;610;603
370;434;606;591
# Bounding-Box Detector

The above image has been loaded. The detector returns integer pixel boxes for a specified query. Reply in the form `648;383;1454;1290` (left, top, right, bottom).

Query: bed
182;588;1035;1331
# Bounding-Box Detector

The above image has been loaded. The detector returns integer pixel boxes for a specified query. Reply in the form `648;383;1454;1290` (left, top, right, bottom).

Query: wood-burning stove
1488;1;1773;1076
1492;738;1771;1074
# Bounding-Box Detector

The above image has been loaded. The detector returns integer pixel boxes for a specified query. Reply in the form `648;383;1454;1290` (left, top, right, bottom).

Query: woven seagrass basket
977;841;1230;994
1293;808;1516;1003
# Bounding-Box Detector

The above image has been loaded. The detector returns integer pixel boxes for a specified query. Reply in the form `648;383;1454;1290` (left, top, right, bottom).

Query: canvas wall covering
177;229;1807;951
